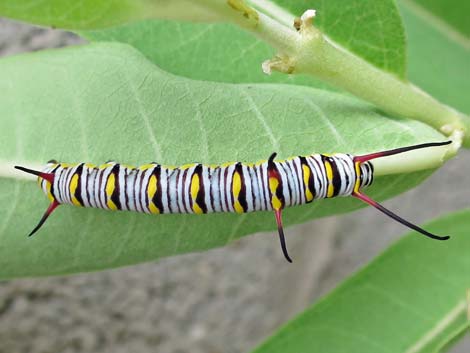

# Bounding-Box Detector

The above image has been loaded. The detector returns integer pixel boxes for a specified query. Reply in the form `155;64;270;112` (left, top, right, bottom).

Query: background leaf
83;0;406;83
397;0;470;115
405;0;470;37
251;209;470;353
0;43;444;278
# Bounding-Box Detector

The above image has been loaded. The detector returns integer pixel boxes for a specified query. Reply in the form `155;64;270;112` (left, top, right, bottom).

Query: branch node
262;55;295;75
299;9;318;36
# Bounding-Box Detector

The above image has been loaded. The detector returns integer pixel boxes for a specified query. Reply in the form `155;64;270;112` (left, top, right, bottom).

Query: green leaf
83;0;406;83
398;0;470;115
251;209;470;353
405;0;470;37
0;43;443;278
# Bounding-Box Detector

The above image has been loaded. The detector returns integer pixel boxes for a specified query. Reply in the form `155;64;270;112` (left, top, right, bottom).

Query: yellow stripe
147;174;160;214
46;181;54;202
139;164;155;171
180;163;196;170
269;177;282;210
354;162;361;193
302;164;314;202
232;171;244;214
99;163;113;170
69;173;82;207
324;160;335;198
190;173;204;214
105;172;118;210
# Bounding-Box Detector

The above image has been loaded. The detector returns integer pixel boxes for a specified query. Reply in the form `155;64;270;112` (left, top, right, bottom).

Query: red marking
354;151;387;163
38;172;54;183
268;168;280;180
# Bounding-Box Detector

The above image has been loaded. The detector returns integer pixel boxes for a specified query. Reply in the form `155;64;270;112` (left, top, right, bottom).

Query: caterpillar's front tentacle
14;166;55;183
28;200;60;237
352;191;449;241
274;209;292;263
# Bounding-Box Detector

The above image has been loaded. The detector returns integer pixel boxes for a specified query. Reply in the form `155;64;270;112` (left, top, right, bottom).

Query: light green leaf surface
251;209;470;353
398;0;470;115
0;43;444;278
83;0;406;83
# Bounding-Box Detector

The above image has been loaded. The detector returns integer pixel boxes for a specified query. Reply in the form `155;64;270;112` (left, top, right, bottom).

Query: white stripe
248;165;260;211
225;164;236;213
126;169;137;212
260;162;272;211
185;166;197;214
160;168;169;213
287;159;300;206
211;167;222;212
276;162;290;207
101;165;115;210
134;169;146;213
80;166;91;208
218;167;228;212
241;165;253;212
140;167;154;214
168;168;179;213
203;166;213;213
118;166;127;211
293;157;305;204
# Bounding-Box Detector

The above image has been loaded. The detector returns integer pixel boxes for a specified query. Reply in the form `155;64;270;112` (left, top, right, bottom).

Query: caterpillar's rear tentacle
274;209;292;263
28;200;60;237
352;191;449;241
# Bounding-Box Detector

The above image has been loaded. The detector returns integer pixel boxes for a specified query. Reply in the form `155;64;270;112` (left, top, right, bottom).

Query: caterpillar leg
352;191;449;241
274;209;292;263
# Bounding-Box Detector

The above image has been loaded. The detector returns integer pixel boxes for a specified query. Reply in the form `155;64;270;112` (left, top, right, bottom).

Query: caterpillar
15;141;451;263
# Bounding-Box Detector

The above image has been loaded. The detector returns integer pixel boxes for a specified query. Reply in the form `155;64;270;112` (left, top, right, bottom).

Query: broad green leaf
83;0;406;83
407;0;470;37
251;209;470;353
0;42;444;278
398;0;470;115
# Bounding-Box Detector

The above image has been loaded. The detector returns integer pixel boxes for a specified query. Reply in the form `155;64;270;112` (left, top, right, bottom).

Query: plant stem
224;2;470;147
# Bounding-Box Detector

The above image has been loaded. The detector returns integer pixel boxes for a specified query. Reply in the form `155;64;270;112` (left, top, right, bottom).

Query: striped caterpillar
15;141;450;262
